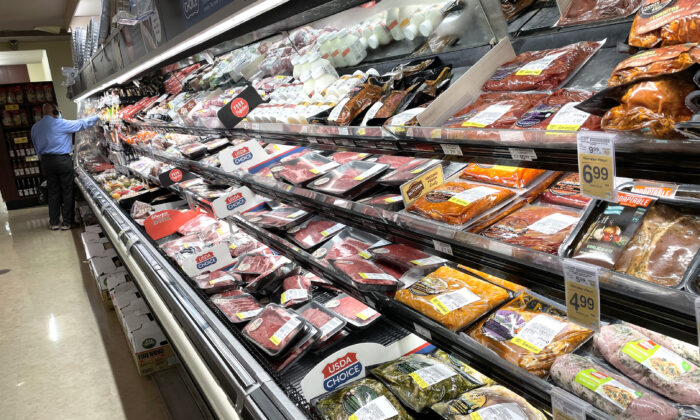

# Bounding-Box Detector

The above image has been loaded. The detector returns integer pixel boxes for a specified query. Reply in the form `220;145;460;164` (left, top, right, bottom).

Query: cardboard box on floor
90;255;127;306
83;238;116;260
83;224;103;234
103;272;132;310
123;312;176;376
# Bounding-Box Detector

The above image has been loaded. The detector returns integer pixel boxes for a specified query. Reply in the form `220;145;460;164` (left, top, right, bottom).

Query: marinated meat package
444;92;547;130
270;152;339;186
329;152;370;164
371;354;472;413
628;0;700;48
431;385;547;420
357;193;405;212
512;89;602;133
280;275;312;307
224;232;265;257
178;142;208;159
366;155;414;170
501;0;535;20
608;43;700;87
211;293;263;323
369;243;441;271
540;172;591;209
331;257;400;292
177;213;218;235
327;84;384;126
595;323;700;404
460;164;546;188
286;217;346;250
195;270;242;295
601;75;695;139
377;159;441;186
314;378;412;420
233;253;289;275
572;193;656;270
613;203;700;287
625;322;700;367
551;354;679;420
324;293;380;328
482;205;581;254
407;181;516;226
242;304;306;357
458;265;528;293
432;349;496;388
309;161;390;198
468;292;594;377
395;266;510;331
312;229;381;261
556;0;644;27
482;41;604;92
244;206;311;231
297;301;346;346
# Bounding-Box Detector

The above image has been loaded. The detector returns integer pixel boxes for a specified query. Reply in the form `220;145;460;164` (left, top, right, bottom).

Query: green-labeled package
432;350;495;389
315;378;412;420
431;385;547;419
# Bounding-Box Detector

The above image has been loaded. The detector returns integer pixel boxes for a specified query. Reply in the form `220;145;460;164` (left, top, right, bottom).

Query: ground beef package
378;159;441;186
357;193;405;212
513;89;602;133
270;152;339;186
628;0;700;48
408;181;516;226
468;293;594;377
298;301;346;345
540;172;591;209
331;257;400;292
280;275;312;307
242;304;307;357
211;293;263;323
395;266;510;331
195;270;242;295
556;0;644;27
432;385;547;420
309;161;390;198
444;92;548;130
608;43;700;87
244;206;311;231
287;217;346;250
314;378;412;420
482;41;603;92
324;293;380;328
460;164;546;188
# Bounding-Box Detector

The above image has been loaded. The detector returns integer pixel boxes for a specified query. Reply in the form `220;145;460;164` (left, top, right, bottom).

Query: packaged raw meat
297;301;346;345
178;142;208;159
309;161;390;198
244;261;297;295
625;322;700;366
286;217;346;250
466;198;529;234
444;92;548;130
377;159;441;186
271;322;320;373
224;232;265;257
512;89;602;133
312;229;379;261
482;41;604;92
327;84;384;126
366;155;414;170
324;293;380;328
608;43;700;87
233;253;289;275
407;181;516;226
242;304;306;357
329;152;370;164
160;235;206;263
601;75;695;139
371;354;472;412
613;203;700;287
131;200;154;219
431;385;547;420
177;213;218;235
468;292;594;377
280;275;312;307
331;257;400;292
551;354;679;420
356;193;405;212
482;205;581;254
211;289;245;298
369;243;440;271
595;323;700;404
432;349;495;388
500;0;535;20
211;293;263;323
244;206;311;230
628;0;700;48
459;164;545;188
556;0;644;27
204;138;230;153
270;152;339;186
539;172;591;209
458;265;528;293
314;378;412;420
195;270;242;295
395;266;509;331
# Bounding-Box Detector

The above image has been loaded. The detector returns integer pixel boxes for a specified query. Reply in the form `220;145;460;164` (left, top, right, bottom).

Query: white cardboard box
84;224;102;234
123;312;175;375
103;272;132;310
83;239;115;260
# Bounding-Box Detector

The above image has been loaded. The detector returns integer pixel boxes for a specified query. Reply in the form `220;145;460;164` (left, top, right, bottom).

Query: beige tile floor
0;203;169;420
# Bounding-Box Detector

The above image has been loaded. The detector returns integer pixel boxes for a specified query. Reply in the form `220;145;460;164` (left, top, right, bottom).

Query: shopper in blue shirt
32;103;99;230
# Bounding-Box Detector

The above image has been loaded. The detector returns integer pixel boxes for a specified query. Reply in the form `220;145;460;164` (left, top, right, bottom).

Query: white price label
551;388;588;420
441;144;463;156
433;240;453;256
508;148;537;161
563;259;600;332
413;322;432;341
338;127;350;136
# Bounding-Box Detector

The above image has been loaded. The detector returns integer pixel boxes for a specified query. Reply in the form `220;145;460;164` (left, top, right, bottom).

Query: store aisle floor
0;205;169;420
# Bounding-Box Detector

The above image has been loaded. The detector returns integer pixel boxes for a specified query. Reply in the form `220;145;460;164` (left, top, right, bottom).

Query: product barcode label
236;309;262;320
384;195;403;203
354;165;384;181
310;161;339;174
348;396;399;420
409;364;456;389
410;256;447;266
269;318;301;346
471;403;528;420
461;104;513;128
547;102;590;131
287;210;306;219
433;240;453;256
516;51;566;75
209;277;228;285
441;144;463;156
361;101;384;126
430;288;482;314
320;317;343;337
358;272;395;281
528;213;579;235
328;98;350;122
511;314;567;354
356;307;377;320
281;289;308;304
508;148;537;161
321;223;345;237
449;186;499;206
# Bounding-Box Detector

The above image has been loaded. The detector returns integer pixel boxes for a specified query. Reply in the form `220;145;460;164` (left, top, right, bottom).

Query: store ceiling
0;0;98;38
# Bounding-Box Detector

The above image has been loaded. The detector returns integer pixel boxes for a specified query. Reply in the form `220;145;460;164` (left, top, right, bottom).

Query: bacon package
408;181;516;226
244;206;311;230
242;304;307;356
482;41;604;92
628;0;700;48
280;274;312;307
357;193;405;212
556;0;644;27
482;205;581;254
444;92;548;130
286;217;346;250
309;161;390;198
270;152;339;186
395;266;510;332
377;159;441;186
331;257;400;292
324;293;381;328
608;43;700;87
195;270;242;295
513;89;602;133
468;292;594;377
540;173;591;209
211;293;263;323
460;164;545;188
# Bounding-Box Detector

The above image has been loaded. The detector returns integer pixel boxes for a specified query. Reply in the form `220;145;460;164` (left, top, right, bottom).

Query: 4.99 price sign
577;132;616;201
563;260;600;332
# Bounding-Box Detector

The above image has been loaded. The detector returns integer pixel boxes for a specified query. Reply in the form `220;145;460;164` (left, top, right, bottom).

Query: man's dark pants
40;154;74;226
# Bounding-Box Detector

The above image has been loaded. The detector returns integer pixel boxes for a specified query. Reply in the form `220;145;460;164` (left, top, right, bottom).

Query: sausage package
608;43;700;87
459;164;546;188
628;0;700;48
555;0;644;27
540;172;592;209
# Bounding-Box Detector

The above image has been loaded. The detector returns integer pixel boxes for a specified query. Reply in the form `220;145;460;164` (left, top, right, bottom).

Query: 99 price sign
577;132;616;201
563;260;600;332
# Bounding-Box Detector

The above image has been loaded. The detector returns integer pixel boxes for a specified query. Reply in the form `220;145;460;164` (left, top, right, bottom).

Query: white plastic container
404;8;427;40
385;8;404;41
420;5;444;36
368;22;392;49
300;70;316;96
307;52;338;79
329;32;346;67
319;33;334;61
312;66;338;94
338;29;367;67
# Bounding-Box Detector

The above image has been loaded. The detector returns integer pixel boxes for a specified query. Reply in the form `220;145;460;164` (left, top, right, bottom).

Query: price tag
508;148;537;161
5;104;19;111
551;387;588;420
440;144;463;156
413;323;432;341
14;136;28;144
562;260;600;332
433;240;453;256
577;132;616;201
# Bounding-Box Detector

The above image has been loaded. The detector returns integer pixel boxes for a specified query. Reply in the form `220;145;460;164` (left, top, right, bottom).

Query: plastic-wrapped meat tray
444;92;548;133
286;216;346;250
366;155;414;170
244;260;297;295
357;193;404;212
459;164;546;188
377;159;442;186
329;152;370;164
178;142;208;159
331;256;400;292
242;304;306;357
204;138;230;153
308;161;390;198
324;293;381;328
244;206;311;231
369;243;439;271
195;269;242;295
233;253;288;275
211;293;263;323
270;152;339;186
312;231;377;261
280;275;312;307
177;213;219;235
224;232;266;257
298;301;347;346
540;173;591;209
512;89;602;135
271;323;320;373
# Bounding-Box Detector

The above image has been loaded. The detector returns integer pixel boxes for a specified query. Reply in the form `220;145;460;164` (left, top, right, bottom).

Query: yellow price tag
14;136;28;144
430;297;451;315
5;104;19;111
563;260;600;332
408;372;430;389
469;413;483;420
577;132;616;201
269;335;281;346
510;337;543;353
356;311;369;320
358;251;371;259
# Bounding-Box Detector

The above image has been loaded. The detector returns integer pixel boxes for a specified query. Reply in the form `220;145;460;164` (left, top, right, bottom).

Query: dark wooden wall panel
0;65;30;84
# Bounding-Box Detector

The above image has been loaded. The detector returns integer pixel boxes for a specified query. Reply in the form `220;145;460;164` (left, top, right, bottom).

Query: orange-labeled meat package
481;204;582;254
608;43;700;87
512;89;602;133
395;266;510;331
601;75;695;139
458;265;528;293
468;292;594;377
459;163;546;188
407;181;516;226
629;0;700;48
482;41;603;92
556;0;644;27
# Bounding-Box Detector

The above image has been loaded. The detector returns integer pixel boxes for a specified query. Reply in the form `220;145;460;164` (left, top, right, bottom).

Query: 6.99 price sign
577;132;616;201
563;260;600;332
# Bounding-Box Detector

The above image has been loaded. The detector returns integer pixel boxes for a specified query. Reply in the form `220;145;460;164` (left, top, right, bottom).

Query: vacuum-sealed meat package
331;257;400;292
224;232;265;258
324;293;380;328
211;293;263;323
460;164;545;188
280;274;312;307
329;152;370;164
270;152;339;186
233;253;289;275
287;217;346;250
195;270;242;295
314;378;412;420
177;213;218;235
298;301;346;345
244;206;311;230
608;43;700;87
512;89;602;133
482;205;581;254
469;292;594;377
539;172;591;209
378;159;441;186
482;41;604;92
501;0;535;20
444;92;547;130
369;243;438;271
242;304;306;357
556;0;644;27
395;266;509;331
327;84;384;126
309;161;389;198
366;155;414;170
357;193;405;212
628;0;700;48
431;385;547;420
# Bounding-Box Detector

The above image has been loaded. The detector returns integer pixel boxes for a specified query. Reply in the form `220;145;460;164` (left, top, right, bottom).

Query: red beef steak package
297;301;347;347
242;304;308;357
286;216;347;250
270;152;339;186
331;256;400;292
211;293;263;323
308;161;390;198
323;293;381;328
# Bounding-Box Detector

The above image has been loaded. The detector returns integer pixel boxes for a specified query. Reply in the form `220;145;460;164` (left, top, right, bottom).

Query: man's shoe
60;224;74;230
49;225;60;231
